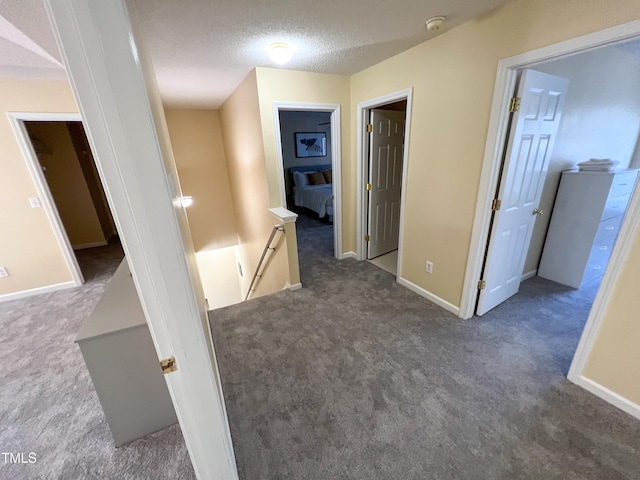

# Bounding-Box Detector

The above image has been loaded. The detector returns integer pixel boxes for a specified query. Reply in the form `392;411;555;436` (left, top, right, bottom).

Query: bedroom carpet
209;216;640;479
0;241;195;480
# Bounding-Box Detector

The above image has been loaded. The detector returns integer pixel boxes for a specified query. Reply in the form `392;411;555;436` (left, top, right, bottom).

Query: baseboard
341;251;357;259
0;281;77;303
73;241;108;250
572;375;640;421
397;276;460;316
521;269;537;282
286;282;302;291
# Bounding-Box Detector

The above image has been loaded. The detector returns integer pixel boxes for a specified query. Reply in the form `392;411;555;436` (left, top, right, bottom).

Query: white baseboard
572;375;640;421
521;269;537;281
397;276;460;316
73;241;108;250
0;281;78;303
341;251;357;259
286;282;302;291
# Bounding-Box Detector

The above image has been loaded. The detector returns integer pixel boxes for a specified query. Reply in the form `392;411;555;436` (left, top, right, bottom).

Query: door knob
533;208;544;216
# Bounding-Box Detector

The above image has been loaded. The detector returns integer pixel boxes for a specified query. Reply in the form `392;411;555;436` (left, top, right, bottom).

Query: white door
47;1;239;478
367;109;405;259
477;69;569;315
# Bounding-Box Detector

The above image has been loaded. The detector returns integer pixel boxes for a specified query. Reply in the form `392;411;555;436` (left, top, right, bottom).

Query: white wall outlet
0;267;9;278
425;261;433;274
28;197;42;208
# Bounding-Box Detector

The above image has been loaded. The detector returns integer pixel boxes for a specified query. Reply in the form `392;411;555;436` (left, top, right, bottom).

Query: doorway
273;102;342;260
9;113;121;284
357;89;412;279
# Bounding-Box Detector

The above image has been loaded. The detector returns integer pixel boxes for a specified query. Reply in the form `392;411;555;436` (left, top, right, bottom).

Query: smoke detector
426;16;446;32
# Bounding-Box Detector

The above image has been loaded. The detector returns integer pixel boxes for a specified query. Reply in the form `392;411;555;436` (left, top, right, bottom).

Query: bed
289;165;334;222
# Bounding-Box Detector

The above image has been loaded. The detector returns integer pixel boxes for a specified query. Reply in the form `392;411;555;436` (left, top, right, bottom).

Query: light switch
0;267;8;278
29;197;42;208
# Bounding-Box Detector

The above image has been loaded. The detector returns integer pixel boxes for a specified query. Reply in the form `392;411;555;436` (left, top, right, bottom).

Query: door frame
7;112;85;287
460;20;640;418
356;88;413;277
273;102;343;259
460;19;640;320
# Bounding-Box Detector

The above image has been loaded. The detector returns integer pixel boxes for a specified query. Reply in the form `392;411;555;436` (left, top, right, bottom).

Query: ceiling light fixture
268;42;292;65
426;16;446;32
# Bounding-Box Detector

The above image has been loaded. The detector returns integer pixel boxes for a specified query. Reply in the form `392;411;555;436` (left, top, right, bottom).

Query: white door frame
460;20;640;415
7;112;84;287
273;102;343;259
460;20;640;320
46;0;238;478
356;88;413;278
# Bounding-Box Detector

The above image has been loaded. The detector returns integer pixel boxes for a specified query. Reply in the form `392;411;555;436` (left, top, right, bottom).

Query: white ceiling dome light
268;42;292;65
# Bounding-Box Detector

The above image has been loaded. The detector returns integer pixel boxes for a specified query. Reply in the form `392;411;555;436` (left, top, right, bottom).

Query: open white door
45;1;238;479
477;69;569;316
367;109;405;259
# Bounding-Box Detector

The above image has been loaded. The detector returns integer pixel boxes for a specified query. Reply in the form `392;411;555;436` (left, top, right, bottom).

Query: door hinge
366;123;373;133
366;183;372;191
477;280;486;290
491;198;502;211
364;235;370;242
160;356;177;374
509;97;521;113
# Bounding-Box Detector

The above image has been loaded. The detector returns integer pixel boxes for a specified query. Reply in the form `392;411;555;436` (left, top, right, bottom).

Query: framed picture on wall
295;132;327;158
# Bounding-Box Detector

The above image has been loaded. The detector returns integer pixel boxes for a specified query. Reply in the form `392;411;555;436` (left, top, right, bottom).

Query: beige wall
26;121;105;248
0;78;78;295
165;109;238;251
255;68;353;252
524;45;640;273
219;70;292;297
583;224;640;405
350;0;640;306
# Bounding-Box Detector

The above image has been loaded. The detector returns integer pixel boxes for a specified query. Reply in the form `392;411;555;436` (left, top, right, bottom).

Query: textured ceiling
0;0;514;107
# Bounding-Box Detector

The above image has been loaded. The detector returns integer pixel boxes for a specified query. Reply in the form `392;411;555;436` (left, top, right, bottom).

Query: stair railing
244;224;285;301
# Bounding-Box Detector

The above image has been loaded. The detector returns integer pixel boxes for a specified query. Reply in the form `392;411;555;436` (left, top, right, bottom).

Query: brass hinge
160;356;177;374
366;183;372;191
366;124;373;133
491;198;502;211
477;280;486;290
509;97;521;113
364;235;370;242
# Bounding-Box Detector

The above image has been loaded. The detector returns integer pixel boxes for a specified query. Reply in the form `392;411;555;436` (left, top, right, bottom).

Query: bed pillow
307;171;327;185
293;171;309;187
322;169;332;184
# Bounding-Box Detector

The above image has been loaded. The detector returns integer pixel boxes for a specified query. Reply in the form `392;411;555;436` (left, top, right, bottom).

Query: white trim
397;276;460;316
521;269;537;282
7;112;84;287
286;282;302;291
272;102;343;259
460;19;640;320
341;251;357;259
568;177;640;381
356;88;413;282
268;207;298;224
572;376;640;421
0;281;76;303
73;240;108;250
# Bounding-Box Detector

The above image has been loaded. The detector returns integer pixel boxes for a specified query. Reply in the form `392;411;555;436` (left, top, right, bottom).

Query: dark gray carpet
210;216;640;479
0;241;195;480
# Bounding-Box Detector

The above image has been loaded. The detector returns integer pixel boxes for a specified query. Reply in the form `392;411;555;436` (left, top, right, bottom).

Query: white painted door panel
477;69;569;315
367;109;405;259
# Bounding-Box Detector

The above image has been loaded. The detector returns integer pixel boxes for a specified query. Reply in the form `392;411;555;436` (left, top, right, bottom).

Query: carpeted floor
210;216;640;479
0;240;195;480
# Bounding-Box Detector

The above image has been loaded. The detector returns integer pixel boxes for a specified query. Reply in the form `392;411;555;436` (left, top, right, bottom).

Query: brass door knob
533;208;544;216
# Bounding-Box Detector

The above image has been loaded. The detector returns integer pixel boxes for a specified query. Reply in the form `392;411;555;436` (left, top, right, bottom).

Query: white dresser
538;169;638;288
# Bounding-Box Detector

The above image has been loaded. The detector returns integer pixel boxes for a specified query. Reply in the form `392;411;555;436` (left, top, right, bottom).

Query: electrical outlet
0;267;9;278
29;197;42;208
425;261;433;274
